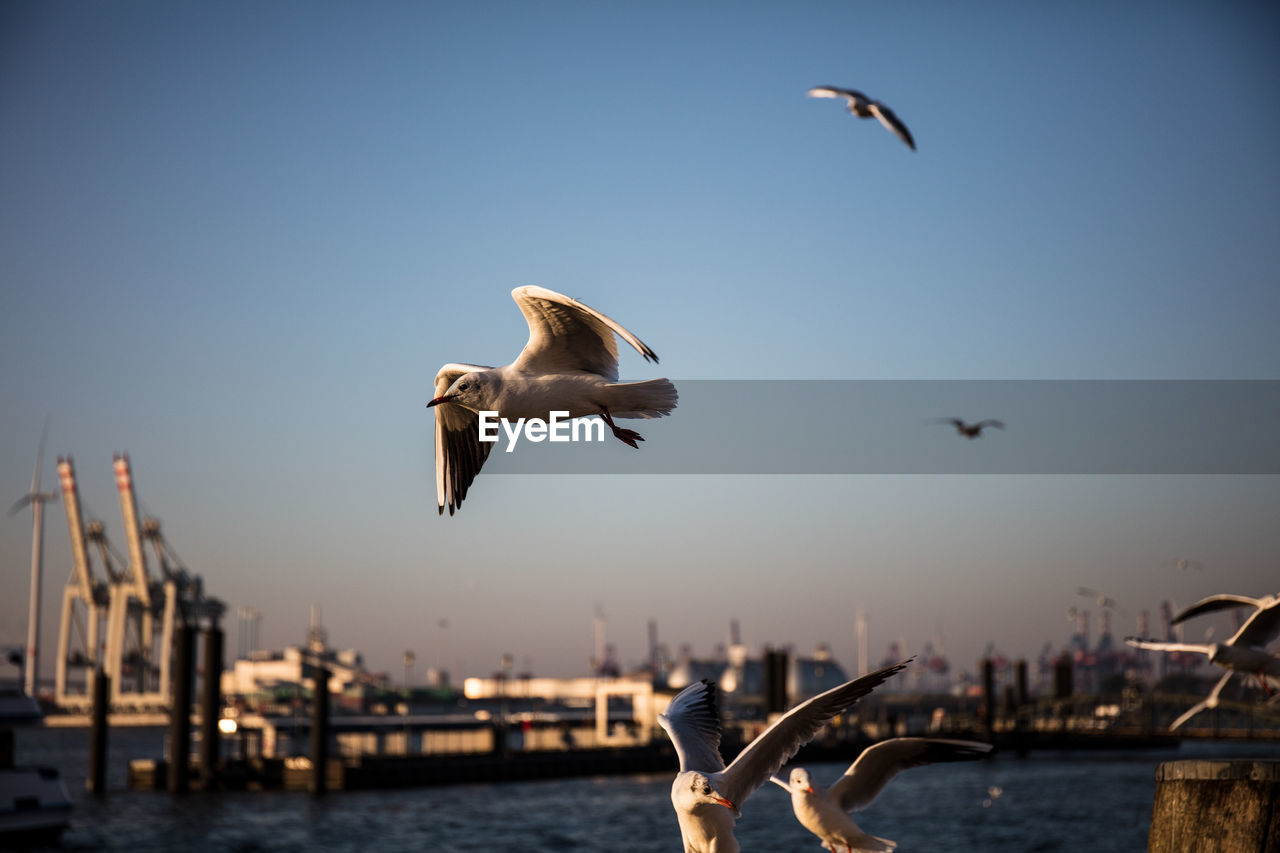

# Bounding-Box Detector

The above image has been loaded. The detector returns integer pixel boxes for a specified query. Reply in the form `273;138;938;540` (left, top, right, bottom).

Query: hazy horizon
3;2;1277;686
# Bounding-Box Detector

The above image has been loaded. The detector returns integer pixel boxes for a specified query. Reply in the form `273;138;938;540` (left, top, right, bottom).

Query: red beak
427;395;456;408
715;797;734;809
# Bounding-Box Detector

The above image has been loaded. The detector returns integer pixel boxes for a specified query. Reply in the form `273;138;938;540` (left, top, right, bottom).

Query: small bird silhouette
930;418;1005;439
806;86;915;150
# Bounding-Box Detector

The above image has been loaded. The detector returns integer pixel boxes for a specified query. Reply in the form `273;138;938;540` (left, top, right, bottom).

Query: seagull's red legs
599;407;644;449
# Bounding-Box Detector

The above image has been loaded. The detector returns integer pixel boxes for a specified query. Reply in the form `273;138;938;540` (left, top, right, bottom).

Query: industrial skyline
3;3;1278;684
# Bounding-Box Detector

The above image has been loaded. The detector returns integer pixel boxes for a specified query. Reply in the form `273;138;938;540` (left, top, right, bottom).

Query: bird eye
702;785;711;796
459;382;470;391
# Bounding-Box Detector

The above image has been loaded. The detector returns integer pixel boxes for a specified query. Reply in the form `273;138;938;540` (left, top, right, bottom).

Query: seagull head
428;372;492;412
674;772;735;813
788;767;816;795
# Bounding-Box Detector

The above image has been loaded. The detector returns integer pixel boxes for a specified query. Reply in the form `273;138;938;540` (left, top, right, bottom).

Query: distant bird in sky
769;737;993;852
428;286;677;515
929;418;1005;439
1077;586;1117;609
806;87;915;150
1125;591;1280;730
659;660;910;853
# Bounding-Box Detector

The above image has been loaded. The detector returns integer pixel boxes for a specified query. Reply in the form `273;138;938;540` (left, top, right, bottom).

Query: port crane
52;455;108;710
54;454;224;712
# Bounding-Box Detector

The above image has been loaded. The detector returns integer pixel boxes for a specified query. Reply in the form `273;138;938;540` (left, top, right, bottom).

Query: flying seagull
806;87;915;150
770;737;993;852
659;660;910;853
428;286;677;515
929;418;1005;439
1125;591;1280;730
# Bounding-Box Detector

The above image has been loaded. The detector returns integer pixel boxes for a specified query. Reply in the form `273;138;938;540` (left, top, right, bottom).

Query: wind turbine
8;419;58;699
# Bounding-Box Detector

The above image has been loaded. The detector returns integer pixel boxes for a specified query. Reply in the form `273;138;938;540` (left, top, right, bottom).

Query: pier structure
122;645;1280;793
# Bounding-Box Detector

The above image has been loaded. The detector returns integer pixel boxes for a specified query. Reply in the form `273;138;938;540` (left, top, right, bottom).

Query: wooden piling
1053;653;1073;699
198;626;223;789
310;665;330;795
981;658;995;738
88;669;109;795
763;648;788;715
1148;759;1280;853
167;626;194;794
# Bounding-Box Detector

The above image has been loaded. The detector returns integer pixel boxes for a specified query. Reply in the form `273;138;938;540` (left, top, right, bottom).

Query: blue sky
2;2;1278;683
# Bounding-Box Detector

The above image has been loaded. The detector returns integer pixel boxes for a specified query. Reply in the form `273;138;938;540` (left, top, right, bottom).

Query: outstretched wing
1235;597;1280;648
1173;593;1280;648
1123;636;1211;656
432;363;493;516
807;86;866;105
828;738;992;813
1173;594;1262;624
867;101;915;150
717;660;911;809
1169;670;1234;731
659;679;726;774
509;286;658;381
975;419;1005;430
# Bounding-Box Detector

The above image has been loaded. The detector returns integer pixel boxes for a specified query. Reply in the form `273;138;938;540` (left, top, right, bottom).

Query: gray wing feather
433;363;494;516
659;679;726;774
509;286;658;380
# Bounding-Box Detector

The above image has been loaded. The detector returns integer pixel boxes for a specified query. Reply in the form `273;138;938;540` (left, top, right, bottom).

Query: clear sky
2;1;1278;684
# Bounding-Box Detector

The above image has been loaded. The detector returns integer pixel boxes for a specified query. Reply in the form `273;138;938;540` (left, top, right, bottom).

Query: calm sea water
13;727;1280;852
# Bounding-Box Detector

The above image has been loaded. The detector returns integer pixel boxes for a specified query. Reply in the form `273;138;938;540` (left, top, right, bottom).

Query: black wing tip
698;678;720;718
875;656;914;683
926;740;996;762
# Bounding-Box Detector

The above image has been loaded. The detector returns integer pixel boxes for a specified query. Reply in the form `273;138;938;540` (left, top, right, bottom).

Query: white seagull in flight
1125;591;1280;730
427;286;677;515
658;660;910;853
769;737;993;852
806;87;915;150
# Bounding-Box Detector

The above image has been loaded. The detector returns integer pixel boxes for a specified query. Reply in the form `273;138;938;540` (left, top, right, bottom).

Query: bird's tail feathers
606;378;678;419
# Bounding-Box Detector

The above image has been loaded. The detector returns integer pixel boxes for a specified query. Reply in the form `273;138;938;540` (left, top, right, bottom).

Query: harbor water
15;726;1280;852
